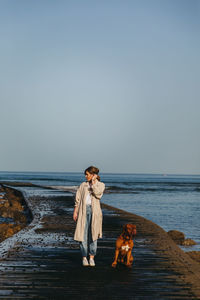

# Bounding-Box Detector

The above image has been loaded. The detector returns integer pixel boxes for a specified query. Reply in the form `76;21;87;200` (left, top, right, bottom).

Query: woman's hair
84;166;100;181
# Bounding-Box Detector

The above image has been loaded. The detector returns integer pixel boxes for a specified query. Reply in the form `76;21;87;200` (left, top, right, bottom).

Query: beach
0;182;199;299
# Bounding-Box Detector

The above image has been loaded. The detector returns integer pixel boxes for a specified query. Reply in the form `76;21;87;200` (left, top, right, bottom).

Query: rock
3;201;10;208
0;208;15;218
13;211;27;224
0;223;24;242
182;238;197;246
10;201;24;211
168;230;197;246
0;187;4;193
0;186;31;243
187;251;200;263
168;230;185;245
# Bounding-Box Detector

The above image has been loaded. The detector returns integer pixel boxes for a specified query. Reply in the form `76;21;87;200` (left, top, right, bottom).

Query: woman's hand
73;207;78;222
92;174;97;185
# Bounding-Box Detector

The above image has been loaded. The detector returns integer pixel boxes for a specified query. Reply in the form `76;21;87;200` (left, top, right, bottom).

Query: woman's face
85;171;93;182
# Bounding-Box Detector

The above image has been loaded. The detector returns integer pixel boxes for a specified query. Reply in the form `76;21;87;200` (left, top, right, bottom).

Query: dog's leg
126;249;133;266
129;254;134;265
112;249;120;268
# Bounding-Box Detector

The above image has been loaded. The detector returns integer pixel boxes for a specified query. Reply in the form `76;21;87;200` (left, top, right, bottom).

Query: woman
73;166;105;267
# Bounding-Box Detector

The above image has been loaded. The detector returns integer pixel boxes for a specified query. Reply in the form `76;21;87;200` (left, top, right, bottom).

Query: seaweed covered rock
182;238;197;246
168;230;197;247
168;230;185;245
0;185;32;243
0;223;24;242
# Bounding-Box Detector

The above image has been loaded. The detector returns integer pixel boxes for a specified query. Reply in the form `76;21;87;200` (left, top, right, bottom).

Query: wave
105;185;199;194
105;180;200;186
48;185;78;192
105;186;139;194
105;186;159;193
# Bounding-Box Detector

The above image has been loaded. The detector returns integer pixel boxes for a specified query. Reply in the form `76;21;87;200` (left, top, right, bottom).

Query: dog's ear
122;224;128;232
131;225;137;236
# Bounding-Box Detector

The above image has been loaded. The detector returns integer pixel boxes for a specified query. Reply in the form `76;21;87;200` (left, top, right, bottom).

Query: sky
0;0;199;174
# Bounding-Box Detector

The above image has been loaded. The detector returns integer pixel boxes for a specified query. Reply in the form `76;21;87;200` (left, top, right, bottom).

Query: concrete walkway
0;185;199;299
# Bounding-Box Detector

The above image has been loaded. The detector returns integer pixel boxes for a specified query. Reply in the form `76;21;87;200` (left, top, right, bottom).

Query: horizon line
0;170;200;176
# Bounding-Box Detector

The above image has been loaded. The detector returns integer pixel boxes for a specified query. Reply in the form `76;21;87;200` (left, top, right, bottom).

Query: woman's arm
73;185;81;221
73;206;78;222
91;181;105;200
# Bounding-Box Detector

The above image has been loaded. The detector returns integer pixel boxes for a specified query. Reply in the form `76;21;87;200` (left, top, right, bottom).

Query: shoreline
0;184;199;298
0;184;33;243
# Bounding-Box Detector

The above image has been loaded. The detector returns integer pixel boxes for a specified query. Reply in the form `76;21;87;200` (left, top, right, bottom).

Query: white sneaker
82;257;89;266
89;257;95;267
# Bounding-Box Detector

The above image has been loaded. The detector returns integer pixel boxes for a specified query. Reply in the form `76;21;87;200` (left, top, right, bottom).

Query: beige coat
74;180;105;242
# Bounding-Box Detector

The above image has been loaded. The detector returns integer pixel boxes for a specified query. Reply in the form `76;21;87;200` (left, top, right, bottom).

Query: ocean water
0;171;200;251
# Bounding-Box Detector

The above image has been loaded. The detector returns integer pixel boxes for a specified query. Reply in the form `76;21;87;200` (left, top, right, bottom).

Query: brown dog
112;224;136;268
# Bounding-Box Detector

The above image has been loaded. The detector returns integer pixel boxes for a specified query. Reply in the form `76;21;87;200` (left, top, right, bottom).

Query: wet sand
0;184;199;299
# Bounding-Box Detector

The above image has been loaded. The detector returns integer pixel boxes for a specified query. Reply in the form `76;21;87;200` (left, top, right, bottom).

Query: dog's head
122;224;137;240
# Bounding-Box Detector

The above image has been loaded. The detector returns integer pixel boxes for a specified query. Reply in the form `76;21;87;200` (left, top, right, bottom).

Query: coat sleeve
91;182;105;200
74;185;81;208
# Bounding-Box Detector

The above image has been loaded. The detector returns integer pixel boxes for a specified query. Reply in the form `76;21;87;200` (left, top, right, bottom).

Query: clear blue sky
0;0;199;174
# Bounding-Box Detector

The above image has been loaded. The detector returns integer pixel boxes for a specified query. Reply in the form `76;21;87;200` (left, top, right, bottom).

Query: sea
0;171;200;252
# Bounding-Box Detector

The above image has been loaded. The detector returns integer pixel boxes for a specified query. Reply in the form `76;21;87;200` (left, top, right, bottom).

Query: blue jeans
80;205;97;257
